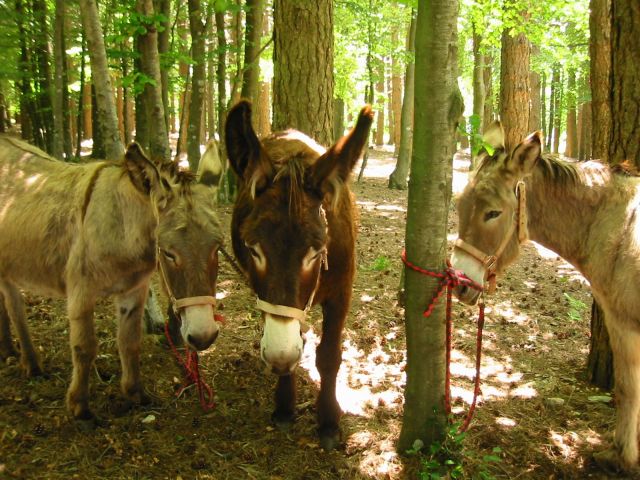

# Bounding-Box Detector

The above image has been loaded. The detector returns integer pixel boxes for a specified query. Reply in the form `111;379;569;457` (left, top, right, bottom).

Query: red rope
163;316;224;411
401;250;485;432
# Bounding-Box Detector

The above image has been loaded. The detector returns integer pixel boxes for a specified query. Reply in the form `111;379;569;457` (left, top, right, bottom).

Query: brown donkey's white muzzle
260;313;303;375
180;304;220;351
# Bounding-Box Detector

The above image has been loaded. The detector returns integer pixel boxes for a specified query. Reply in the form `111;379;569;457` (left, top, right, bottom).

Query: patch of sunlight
549;430;581;460
300;331;404;416
491;303;530;325
511;382;538;399
584;430;604;446
354;156;395;179
374;204;406;212
215;289;230;300
447;232;458;242
361;293;375;302
496;417;517;427
523;280;537;289
356;200;405;215
531;241;558;260
496;371;523;383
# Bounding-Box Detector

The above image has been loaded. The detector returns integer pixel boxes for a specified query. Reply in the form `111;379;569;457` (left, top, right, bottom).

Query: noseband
156;248;218;316
255;249;328;321
454;180;528;294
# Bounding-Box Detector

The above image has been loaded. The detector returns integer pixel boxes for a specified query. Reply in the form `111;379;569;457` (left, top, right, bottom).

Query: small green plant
457;114;496;158
407;422;502;479
564;292;587;322
368;255;391;271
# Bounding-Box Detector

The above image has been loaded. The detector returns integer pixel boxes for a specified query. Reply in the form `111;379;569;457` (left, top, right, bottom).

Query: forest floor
0;147;629;479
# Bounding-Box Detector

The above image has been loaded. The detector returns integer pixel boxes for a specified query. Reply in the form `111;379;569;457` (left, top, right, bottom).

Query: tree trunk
529;69;541;131
272;0;334;145
83;82;92;140
228;0;243;106
91;84;105;158
390;31;402;147
79;0;124;159
206;5;216;140
54;0;71;159
133;39;149;152
156;0;171;133
499;28;530;151
240;0;264;106
552;70;562;153
546;65;558;151
471;24;485;154
75;36;86;158
540;71;547;138
33;0;59;155
398;0;462;452
136;0;170;162
257;81;271;137
388;10;416;190
482;54;493;129
590;0;612;161
215;10;227;148
186;0;207;171
375;75;385;146
333;97;345;143
564;68;577;158
16;0;36;143
583;101;592;160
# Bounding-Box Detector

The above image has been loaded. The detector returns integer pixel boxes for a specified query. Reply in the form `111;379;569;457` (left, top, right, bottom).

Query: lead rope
157;252;217;410
401;250;485;432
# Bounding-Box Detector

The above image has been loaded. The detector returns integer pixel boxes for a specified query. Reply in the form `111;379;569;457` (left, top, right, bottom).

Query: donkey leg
115;285;151;406
315;300;347;451
595;321;640;471
273;372;297;429
66;286;98;420
0;292;17;360
0;282;42;376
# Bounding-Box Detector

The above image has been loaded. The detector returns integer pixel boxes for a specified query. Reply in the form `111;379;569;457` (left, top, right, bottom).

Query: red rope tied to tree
401;249;485;432
163;315;225;411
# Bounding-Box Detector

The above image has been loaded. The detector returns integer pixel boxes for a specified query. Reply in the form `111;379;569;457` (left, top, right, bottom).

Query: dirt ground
0;148;626;479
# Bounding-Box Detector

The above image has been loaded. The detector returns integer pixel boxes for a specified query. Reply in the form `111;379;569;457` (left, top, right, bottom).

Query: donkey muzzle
180;304;220;351
260;313;303;375
450;248;485;305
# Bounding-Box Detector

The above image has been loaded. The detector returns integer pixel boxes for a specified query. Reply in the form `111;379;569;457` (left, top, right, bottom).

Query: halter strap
254;249;328;321
454;180;528;293
157;248;217;316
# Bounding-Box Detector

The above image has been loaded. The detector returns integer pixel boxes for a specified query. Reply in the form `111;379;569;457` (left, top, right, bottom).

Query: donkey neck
524;159;613;275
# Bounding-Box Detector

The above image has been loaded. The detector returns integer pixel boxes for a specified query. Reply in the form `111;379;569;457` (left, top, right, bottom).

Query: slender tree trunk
54;0;71;159
240;0;264;106
133;37;149;152
583;101;592;160
83;83;92;140
333;97;345;143
16;0;36;143
186;0;207;171
390;27;403;147
228;0;243;106
215;10;227;145
375;74;385;146
136;0;170;161
121;40;131;143
471;24;485;154
388;10;416;190
552;70;562;153
206;5;216;140
565;68;577;158
156;0;171;133
499;27;530;151
272;0;334;145
257;81;271;136
75;35;86;158
90;84;105;158
398;0;462;452
79;0;124;159
546;65;558;151
540;71;547;137
529;69;541;131
482;54;493;129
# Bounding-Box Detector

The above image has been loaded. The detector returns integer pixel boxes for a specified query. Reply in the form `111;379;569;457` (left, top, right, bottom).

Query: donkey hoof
124;387;154;406
271;411;295;432
318;426;342;451
22;362;44;378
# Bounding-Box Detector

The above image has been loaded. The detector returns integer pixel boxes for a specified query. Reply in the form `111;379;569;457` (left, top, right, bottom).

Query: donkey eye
484;210;502;221
162;249;177;263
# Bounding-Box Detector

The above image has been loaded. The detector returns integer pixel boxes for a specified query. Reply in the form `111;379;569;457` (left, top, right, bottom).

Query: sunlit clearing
300;330;405;416
530;242;589;285
361;293;375;302
531;241;557;259
495;416;517;427
354;155;395;178
356;200;405;213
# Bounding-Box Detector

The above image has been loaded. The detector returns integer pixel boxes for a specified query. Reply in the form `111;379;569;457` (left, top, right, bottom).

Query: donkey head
451;121;541;304
226;100;372;375
155;162;224;351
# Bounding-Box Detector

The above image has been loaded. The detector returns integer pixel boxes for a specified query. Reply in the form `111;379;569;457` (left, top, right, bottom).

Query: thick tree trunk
564;68;578;158
529;70;541;132
590;0;612;160
499;28;530;151
187;0;207;171
398;0;462;452
79;0;124;159
240;0;264;106
273;0;334;145
540;72;547;138
136;0;170;162
388;11;416;190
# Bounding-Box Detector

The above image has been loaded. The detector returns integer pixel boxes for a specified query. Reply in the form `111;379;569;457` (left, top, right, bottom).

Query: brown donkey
225;101;373;450
0;137;223;420
451;122;640;472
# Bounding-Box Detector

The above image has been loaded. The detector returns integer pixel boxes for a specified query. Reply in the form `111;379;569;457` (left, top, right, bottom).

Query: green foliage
458;114;495;157
407;423;502;479
564;292;587;322
368;256;391;271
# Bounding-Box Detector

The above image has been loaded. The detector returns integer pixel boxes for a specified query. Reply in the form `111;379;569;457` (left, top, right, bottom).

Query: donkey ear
482;120;505;150
308;105;374;194
225;100;272;193
505;131;542;177
123;142;160;194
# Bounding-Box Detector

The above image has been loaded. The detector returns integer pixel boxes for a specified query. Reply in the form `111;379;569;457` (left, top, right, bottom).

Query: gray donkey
0;137;223;420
